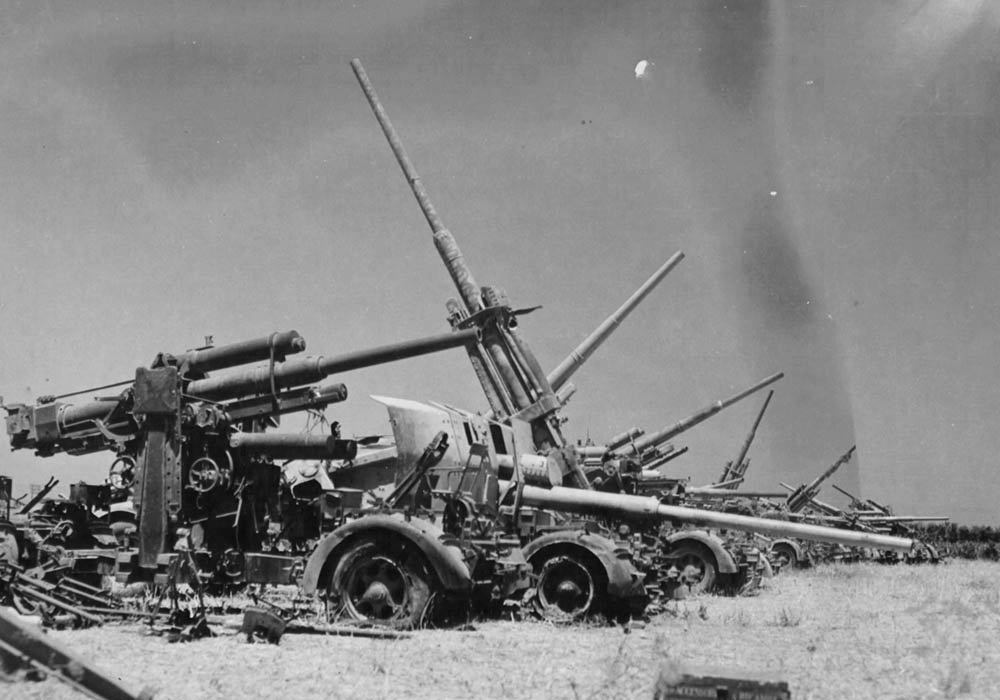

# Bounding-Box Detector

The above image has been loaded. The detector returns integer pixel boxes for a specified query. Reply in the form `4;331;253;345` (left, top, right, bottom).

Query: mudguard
300;514;471;595
522;530;645;603
664;530;738;574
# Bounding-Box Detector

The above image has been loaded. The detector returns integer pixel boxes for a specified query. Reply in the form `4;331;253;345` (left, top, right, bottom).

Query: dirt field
4;560;999;700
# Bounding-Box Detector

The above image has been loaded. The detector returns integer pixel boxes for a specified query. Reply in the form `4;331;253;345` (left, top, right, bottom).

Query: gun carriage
2;60;916;629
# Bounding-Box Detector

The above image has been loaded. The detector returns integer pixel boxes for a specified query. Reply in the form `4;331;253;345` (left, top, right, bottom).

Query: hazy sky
1;2;998;523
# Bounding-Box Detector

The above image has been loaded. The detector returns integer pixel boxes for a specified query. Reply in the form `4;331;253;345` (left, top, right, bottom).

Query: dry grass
4;560;1000;700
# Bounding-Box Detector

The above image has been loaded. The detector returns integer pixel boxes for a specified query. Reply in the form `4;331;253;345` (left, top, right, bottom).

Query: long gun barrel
831;483;862;505
547;251;685;392
684;488;787;498
718;390;773;488
350;58;480;312
780;481;843;516
173;330;306;374
831;483;892;516
859;516;949;523
5;330;311;452
185;329;478;401
514;483;913;552
229;433;359;461
614;372;783;458
606;427;645;452
786;445;855;512
350;58;576;482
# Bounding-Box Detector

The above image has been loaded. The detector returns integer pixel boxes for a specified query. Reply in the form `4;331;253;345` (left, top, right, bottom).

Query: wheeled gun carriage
291;60;915;626
4;327;479;581
3;60;916;626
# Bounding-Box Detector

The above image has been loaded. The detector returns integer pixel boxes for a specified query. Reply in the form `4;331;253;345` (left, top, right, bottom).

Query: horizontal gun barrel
186;329;478;400
684;488;787;498
177;331;306;374
514;483;913;552
229;433;358;461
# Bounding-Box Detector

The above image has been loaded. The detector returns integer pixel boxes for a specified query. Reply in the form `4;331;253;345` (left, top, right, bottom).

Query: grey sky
1;2;998;523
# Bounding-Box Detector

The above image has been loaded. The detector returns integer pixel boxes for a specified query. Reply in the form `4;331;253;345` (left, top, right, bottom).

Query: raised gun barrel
548;251;685;392
350;58;481;312
831;483;892;516
614;372;784;459
230;433;358;461
786;445;855;513
605;427;645;452
350;58;575;482
718;389;773;488
515;483;913;552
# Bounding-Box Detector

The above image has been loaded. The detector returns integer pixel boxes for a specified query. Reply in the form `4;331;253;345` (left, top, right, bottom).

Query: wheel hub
536;555;595;618
346;556;407;620
360;581;396;617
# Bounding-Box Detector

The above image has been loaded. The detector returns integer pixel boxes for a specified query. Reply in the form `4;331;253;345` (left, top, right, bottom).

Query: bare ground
4;560;999;700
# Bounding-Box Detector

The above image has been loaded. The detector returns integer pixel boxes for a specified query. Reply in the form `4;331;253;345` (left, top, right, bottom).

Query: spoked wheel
770;542;799;570
671;543;717;594
329;536;433;629
530;551;606;621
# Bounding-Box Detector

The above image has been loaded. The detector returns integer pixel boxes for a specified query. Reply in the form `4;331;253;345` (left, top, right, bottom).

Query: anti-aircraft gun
783;445;856;514
824;484;947;563
581;374;783;496
763;446;859;567
300;394;917;624
4;328;479;579
717;390;773;489
772;446;942;565
294;60;916;627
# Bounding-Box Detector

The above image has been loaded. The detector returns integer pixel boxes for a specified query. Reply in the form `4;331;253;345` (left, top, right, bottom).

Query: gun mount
785;445;855;513
4;328;477;572
3;58;906;625
352;58;592;489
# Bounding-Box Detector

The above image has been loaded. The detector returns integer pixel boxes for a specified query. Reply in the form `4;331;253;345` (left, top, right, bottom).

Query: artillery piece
813;484;946;563
291;60;915;626
4;328;479;580
3;60;917;625
716;390;774;489
766;447;945;565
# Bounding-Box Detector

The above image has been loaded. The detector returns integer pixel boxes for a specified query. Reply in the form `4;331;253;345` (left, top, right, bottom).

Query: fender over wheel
328;535;435;629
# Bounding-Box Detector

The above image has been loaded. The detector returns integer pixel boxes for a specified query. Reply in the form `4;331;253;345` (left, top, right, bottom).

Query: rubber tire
529;548;608;621
328;535;433;629
770;542;799;570
670;542;718;594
